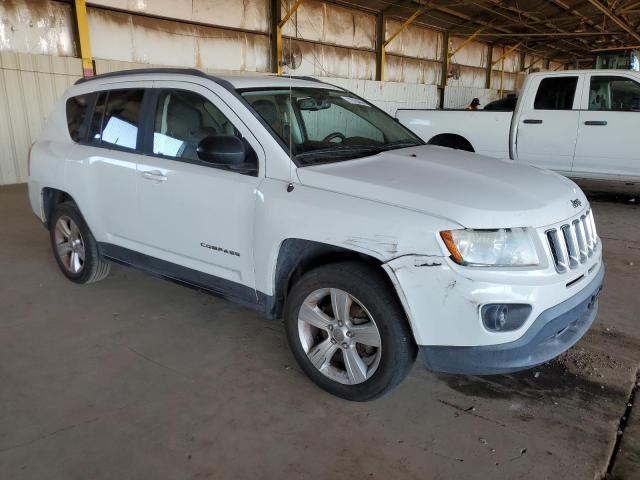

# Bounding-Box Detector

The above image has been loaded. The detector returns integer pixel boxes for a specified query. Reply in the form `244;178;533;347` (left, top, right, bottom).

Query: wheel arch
41;187;77;229
427;133;475;152
268;239;397;320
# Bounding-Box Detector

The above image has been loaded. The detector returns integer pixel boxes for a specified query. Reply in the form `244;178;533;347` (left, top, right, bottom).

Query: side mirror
197;135;246;165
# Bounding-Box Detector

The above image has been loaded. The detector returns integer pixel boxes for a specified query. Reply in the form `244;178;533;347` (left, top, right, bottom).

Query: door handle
523;119;543;124
141;170;167;182
584;120;607;126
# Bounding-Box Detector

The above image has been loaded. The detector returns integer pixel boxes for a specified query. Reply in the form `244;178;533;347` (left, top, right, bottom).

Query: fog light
481;304;531;332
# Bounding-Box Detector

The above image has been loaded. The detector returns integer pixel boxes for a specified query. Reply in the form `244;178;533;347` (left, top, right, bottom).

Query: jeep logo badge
570;198;582;208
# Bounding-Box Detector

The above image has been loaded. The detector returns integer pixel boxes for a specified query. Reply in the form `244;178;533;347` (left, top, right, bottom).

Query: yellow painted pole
277;0;305;75
74;0;94;77
380;8;423;81
447;27;484;59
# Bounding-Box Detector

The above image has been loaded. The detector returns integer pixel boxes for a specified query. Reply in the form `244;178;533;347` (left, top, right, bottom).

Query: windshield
239;87;423;165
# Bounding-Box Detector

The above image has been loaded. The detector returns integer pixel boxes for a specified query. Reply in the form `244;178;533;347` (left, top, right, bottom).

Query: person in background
467;98;480;110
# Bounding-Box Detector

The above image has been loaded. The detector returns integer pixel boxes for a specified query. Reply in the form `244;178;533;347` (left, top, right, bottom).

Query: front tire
284;262;417;401
49;201;110;284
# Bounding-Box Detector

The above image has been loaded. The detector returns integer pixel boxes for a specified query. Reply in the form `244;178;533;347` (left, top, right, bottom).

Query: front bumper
419;264;604;374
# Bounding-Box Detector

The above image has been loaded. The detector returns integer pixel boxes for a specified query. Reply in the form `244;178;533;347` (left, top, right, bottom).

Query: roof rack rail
268;74;327;84
75;67;210;85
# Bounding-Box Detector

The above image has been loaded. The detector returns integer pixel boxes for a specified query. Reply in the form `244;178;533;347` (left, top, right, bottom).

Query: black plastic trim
99;243;271;314
75;68;210;85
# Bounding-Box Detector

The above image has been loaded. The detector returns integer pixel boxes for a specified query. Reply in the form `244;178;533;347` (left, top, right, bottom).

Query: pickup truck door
573;73;640;180
135;81;264;300
513;74;583;174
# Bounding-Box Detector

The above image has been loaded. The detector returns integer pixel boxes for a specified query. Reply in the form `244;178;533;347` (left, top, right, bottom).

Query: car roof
74;68;340;91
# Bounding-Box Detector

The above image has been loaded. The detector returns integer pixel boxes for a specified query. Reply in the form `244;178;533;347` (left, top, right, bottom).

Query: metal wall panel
384;55;441;85
320;77;439;115
87;8;270;72
449;37;488;68
282;0;376;50
447;65;486;89
0;52;81;185
0;0;77;57
549;60;565;71
490;71;518;92
384;19;442;61
90;0;270;32
443;86;500;109
283;39;375;79
491;45;521;73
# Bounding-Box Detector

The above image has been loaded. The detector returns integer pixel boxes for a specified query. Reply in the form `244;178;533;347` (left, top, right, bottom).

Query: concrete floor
0;183;639;480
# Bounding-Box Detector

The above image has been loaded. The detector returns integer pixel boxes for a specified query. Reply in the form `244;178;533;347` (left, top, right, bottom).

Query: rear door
135;81;264;298
83;83;150;245
573;73;640;180
514;74;583;173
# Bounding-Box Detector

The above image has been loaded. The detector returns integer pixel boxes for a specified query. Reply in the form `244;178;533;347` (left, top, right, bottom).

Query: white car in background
397;69;640;182
28;69;604;401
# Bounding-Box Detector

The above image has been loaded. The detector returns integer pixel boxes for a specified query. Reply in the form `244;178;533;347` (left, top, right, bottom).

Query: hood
296;146;587;229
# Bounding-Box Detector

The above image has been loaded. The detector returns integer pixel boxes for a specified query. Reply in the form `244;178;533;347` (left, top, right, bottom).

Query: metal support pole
500;46;505;96
276;0;305;75
73;0;94;77
270;0;281;73
375;12;384;81
439;31;449;108
485;44;493;89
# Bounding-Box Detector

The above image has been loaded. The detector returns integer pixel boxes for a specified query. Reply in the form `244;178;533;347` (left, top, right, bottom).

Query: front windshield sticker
341;96;370;106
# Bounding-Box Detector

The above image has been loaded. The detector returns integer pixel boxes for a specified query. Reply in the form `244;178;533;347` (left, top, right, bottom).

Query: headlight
440;228;539;267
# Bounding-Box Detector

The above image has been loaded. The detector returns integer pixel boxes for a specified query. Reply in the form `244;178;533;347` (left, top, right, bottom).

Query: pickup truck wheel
284;262;417;401
50;202;111;284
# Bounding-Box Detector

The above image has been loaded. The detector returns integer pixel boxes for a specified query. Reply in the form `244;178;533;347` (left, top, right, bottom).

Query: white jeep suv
28;69;604;401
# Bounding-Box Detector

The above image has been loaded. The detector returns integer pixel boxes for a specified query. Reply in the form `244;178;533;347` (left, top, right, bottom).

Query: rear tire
49;201;110;284
284;261;417;401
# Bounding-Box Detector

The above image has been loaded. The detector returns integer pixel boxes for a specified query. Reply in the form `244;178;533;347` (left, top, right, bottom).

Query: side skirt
98;243;272;315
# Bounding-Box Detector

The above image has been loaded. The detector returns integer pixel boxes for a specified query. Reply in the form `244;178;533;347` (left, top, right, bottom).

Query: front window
240;88;423;165
589;76;640;111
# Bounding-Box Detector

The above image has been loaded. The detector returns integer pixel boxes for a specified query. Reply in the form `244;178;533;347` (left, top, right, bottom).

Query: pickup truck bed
396;110;512;159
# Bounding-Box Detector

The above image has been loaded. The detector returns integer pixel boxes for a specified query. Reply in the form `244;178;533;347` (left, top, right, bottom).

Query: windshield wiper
380;140;423;151
295;145;382;163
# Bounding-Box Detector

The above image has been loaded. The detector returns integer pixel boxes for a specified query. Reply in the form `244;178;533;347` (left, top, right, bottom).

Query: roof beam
586;0;640;43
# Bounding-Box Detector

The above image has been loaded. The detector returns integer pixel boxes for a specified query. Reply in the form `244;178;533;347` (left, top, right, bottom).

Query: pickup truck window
589;76;640;111
239;88;423;165
533;77;578;110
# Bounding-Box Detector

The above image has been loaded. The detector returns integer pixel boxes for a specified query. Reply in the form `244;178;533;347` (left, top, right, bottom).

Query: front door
573;73;640;180
136;81;264;300
514;74;583;174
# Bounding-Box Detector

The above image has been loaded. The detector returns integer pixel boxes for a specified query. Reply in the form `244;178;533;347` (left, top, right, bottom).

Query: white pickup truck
397;69;640;182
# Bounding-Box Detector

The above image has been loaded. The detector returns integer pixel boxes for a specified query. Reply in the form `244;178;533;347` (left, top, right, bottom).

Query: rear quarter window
66;94;91;142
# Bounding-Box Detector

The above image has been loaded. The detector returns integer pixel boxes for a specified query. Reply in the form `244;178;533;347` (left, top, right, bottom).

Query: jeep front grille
546;210;598;273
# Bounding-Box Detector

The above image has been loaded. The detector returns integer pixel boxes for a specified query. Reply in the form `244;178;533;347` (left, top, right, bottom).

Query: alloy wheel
297;288;382;385
53;215;85;274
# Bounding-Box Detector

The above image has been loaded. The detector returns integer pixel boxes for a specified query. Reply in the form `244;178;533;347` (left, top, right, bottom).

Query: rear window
533;77;578;110
66;94;91;142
